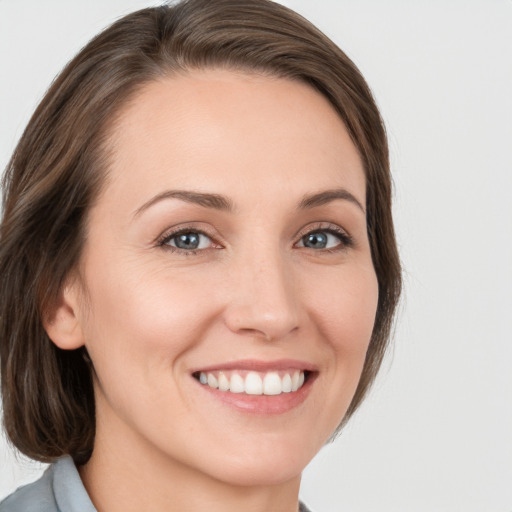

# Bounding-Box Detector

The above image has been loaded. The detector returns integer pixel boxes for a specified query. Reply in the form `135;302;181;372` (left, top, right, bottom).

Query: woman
0;0;401;511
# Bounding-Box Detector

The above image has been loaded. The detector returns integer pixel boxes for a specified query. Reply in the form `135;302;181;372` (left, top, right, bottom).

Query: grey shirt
0;457;95;512
0;456;313;511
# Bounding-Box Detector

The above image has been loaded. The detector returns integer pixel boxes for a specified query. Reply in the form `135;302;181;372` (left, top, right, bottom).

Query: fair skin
46;69;378;512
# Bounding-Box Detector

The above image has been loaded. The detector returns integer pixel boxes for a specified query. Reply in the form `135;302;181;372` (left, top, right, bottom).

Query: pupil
304;232;327;249
176;232;199;250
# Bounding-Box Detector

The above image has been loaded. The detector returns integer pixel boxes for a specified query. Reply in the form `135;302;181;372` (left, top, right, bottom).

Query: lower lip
195;374;316;415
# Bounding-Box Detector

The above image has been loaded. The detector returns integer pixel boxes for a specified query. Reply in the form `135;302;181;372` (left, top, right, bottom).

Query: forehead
101;69;365;209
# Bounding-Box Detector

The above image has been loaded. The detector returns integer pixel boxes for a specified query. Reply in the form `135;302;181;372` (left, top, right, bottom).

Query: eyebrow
134;190;235;217
133;187;365;218
298;188;365;213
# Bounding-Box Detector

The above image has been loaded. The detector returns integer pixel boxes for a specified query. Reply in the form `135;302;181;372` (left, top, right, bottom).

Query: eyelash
157;223;353;256
296;223;354;253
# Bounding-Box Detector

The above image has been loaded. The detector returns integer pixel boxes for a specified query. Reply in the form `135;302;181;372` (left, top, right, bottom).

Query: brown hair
0;0;401;465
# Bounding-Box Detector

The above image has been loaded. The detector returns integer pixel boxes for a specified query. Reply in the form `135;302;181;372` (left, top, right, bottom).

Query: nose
223;245;301;342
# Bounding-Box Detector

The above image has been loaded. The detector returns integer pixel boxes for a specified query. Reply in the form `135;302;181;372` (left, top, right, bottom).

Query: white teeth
198;369;307;395
263;372;282;395
245;372;263;395
282;373;292;393
230;373;245;393
291;371;300;391
207;373;218;389
218;372;230;391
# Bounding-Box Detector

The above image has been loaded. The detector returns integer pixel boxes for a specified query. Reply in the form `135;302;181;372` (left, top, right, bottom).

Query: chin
209;456;306;488
192;433;320;488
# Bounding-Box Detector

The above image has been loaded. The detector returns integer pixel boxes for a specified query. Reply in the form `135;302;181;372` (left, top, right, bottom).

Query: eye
295;226;353;251
299;231;337;250
159;229;215;253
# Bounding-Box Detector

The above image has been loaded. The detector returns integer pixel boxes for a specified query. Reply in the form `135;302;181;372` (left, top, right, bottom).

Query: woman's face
70;69;378;486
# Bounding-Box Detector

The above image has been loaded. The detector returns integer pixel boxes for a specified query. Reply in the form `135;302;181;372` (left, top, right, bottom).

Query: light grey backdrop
1;1;511;511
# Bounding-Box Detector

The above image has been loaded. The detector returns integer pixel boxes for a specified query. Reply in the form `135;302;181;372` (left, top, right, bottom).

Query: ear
43;280;85;350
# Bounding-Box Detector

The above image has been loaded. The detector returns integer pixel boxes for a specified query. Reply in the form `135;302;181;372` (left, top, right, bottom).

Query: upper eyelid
158;222;348;239
294;222;349;238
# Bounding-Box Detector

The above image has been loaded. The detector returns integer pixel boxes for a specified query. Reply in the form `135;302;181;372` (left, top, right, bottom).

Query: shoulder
0;464;58;512
0;456;96;512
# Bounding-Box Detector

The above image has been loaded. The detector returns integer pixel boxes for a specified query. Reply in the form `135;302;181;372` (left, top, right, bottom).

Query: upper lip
191;358;318;374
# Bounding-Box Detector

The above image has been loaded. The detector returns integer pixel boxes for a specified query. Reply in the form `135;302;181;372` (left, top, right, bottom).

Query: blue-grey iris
303;232;327;249
175;232;200;250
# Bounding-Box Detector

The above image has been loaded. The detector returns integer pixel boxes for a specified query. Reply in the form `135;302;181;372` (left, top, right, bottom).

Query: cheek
79;262;220;385
307;262;378;356
306;261;378;415
292;261;378;441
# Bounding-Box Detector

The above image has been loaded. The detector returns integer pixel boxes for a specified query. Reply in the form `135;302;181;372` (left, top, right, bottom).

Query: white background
1;1;511;511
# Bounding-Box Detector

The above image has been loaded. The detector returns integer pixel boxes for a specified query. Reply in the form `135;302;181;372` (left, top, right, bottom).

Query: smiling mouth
193;369;310;396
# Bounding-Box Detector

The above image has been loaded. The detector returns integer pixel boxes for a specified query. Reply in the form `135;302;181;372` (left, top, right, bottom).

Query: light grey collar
52;456;96;512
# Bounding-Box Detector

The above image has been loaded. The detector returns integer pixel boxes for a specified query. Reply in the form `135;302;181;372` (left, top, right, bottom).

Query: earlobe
43;282;85;350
